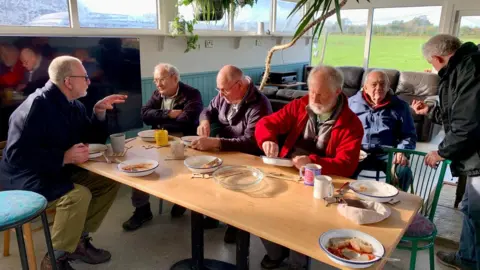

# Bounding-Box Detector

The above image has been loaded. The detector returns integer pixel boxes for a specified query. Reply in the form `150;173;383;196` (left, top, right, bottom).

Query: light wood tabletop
79;138;423;270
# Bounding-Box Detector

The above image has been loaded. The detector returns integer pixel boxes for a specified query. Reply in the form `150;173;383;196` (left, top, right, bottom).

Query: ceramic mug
314;175;334;199
299;163;322;186
110;133;125;153
170;141;185;159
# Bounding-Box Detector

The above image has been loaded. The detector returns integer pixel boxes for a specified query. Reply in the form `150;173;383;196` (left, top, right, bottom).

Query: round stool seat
0;190;47;230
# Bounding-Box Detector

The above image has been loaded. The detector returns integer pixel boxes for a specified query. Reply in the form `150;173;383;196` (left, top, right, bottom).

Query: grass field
311;35;480;71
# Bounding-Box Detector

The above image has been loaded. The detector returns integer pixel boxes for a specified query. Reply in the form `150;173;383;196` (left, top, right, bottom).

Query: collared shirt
161;85;180;110
28;56;42;82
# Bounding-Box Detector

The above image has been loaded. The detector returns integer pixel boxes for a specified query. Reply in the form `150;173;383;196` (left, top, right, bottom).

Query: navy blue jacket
348;91;417;151
0;81;108;201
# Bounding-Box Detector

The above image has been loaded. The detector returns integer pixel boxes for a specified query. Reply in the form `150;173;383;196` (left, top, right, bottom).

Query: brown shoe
40;253;75;270
68;236;111;264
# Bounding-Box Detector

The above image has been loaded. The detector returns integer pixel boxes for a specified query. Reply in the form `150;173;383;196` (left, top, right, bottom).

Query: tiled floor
0;185;458;270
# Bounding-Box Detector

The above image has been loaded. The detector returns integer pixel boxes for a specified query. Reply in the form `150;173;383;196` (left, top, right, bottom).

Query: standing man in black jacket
0;56;127;270
122;63;203;231
412;34;480;270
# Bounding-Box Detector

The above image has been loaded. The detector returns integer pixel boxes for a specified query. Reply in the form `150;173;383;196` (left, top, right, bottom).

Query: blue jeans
457;176;480;269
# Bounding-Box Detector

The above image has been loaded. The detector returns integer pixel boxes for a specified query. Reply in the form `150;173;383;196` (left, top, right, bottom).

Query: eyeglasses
153;74;173;84
69;75;90;82
216;79;240;95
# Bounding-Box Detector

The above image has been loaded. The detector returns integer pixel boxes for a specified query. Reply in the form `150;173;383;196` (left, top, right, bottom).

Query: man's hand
393;153;409;166
16;84;26;92
292;155;312;170
191;137;220;151
94;94;128;116
197;120;210;137
411;100;429;115
168;110;183;119
262;141;279;158
425;151;445;168
64;143;89;165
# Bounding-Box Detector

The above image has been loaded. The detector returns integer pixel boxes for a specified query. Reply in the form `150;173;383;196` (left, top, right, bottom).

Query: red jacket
0;60;25;87
255;95;364;177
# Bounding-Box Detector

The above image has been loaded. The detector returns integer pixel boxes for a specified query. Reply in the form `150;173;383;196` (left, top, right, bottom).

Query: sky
78;0;157;15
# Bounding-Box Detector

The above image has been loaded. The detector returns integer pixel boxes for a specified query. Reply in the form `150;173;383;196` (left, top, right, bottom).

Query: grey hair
308;65;344;92
364;69;390;86
422;34;462;62
154;63;180;81
48;56;82;85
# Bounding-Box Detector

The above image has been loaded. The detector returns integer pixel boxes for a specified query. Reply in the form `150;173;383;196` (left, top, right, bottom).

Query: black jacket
141;82;203;136
0;81;108;201
430;42;480;176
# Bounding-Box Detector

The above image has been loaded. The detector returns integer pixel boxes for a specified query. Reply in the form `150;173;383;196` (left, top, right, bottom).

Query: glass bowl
212;166;264;190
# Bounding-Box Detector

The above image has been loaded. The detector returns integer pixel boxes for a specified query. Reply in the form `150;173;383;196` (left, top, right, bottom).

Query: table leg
170;211;236;270
236;229;250;270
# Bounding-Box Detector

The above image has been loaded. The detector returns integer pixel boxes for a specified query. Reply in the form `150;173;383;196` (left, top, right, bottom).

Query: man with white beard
254;65;363;269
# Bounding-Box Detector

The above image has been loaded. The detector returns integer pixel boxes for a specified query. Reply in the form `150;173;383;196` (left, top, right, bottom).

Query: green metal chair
383;147;451;270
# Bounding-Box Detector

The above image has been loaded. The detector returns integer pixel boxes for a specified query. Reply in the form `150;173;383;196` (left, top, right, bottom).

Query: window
311;9;368;66
233;0;271;32
0;0;70;27
78;0;157;29
369;6;442;71
458;16;480;45
178;4;228;31
276;0;302;33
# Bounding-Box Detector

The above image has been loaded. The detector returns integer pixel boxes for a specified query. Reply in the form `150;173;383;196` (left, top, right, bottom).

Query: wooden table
79;138;422;270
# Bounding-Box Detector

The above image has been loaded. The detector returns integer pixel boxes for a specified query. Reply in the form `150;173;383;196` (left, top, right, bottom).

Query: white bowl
349;180;399;203
261;156;294;167
319;229;385;269
138;130;155;142
117;158;159;177
184;155;223;174
181;136;200;147
88;144;107;159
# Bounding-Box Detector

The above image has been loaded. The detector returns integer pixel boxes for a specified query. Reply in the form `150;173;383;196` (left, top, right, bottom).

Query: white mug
110;133;125;153
314;175;334;199
170;141;185;159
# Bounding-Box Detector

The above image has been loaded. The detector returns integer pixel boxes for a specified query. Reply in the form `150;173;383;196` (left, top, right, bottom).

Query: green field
311;35;480;71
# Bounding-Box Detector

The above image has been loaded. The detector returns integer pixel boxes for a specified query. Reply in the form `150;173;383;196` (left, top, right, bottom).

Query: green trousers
47;169;120;253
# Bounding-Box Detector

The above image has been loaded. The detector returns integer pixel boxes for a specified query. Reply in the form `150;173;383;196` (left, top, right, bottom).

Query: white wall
139;36;311;77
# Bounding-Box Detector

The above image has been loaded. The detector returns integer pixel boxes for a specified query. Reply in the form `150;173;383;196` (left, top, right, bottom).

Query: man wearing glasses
193;65;273;243
0;56;127;270
122;63;203;231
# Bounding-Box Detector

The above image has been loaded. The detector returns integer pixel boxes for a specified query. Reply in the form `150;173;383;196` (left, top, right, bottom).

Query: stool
0;191;57;270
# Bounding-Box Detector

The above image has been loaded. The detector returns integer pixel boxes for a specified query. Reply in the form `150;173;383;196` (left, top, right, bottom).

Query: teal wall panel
141;62;308;106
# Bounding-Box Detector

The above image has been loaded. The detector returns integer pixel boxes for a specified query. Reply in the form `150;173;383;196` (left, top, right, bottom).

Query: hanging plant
169;15;199;53
175;0;258;51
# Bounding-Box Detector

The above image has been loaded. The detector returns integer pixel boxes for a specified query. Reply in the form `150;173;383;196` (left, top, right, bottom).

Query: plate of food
88;144;108;159
349;180;399;203
261;156;294;167
181;136;201;147
319;229;384;268
184;155;222;174
118;159;159;177
212;166;264;190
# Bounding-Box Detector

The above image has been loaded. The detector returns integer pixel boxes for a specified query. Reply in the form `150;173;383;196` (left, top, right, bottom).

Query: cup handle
328;182;334;197
299;166;305;178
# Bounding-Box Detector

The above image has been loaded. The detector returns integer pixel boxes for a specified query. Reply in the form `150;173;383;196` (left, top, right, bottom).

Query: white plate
181;136;201;146
117;158;159;177
349;180;399;203
88;144;107;158
184;155;223;174
261;156;294;167
319;229;385;269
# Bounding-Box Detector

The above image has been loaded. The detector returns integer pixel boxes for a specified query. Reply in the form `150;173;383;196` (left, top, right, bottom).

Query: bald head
216;65;247;104
363;70;390;105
